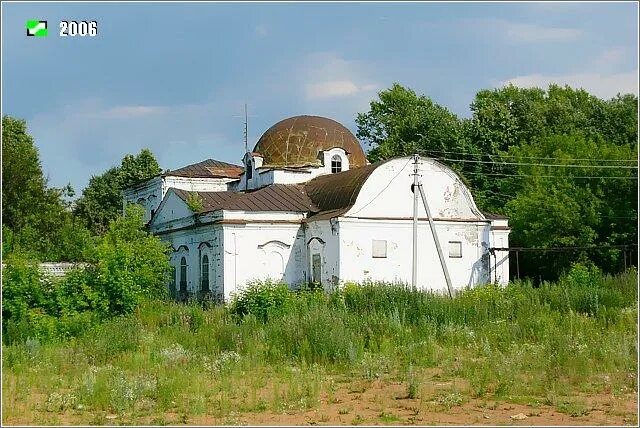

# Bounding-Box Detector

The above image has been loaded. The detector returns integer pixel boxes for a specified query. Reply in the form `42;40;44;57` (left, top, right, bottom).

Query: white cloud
499;70;638;99
469;19;583;44
591;47;626;70
306;80;376;99
503;22;582;43
301;52;378;100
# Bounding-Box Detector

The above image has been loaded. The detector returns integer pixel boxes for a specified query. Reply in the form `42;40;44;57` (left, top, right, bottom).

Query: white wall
337;218;491;292
123;177;163;223
221;222;306;301
490;228;510;285
123;175;237;222
151;190;193;228
163;176;235;193
304;219;340;290
238;148;350;191
161;224;224;298
335;156;508;290
347;157;484;220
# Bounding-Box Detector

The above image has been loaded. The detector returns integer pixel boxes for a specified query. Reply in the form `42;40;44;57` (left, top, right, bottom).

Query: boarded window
201;255;210;291
372;240;387;258
312;254;321;284
448;241;462;258
180;257;188;292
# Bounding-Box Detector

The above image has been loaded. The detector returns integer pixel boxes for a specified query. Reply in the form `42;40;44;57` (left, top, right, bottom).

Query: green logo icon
26;20;48;37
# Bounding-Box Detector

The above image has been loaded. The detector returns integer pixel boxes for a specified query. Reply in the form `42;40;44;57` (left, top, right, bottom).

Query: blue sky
2;1;638;192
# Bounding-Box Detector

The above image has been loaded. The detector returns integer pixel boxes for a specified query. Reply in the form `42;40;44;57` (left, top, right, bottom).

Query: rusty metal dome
253;115;368;168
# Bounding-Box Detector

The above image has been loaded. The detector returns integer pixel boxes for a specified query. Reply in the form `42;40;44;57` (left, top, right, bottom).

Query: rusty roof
304;162;381;215
164;159;243;179
170;161;386;219
173;184;318;213
253;115;368;168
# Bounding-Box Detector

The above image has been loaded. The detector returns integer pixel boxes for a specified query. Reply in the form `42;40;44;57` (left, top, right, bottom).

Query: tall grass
3;267;637;424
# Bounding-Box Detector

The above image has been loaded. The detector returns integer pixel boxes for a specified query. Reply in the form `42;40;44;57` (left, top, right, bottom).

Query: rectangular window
448;241;462;258
372;240;387;258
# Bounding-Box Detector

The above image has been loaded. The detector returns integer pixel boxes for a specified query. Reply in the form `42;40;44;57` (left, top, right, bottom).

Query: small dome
253;115;368;168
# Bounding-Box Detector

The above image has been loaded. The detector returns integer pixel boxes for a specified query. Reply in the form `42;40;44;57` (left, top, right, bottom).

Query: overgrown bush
89;204;171;315
2;205;171;344
229;280;295;322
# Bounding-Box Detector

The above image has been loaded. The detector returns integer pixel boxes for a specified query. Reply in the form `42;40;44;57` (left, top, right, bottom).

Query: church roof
171;161;386;219
173;184;318;213
304;162;381;218
252;115;368;169
163;159;243;179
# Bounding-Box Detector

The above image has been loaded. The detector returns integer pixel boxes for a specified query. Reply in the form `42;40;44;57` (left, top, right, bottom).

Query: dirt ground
4;376;637;426
185;379;639;426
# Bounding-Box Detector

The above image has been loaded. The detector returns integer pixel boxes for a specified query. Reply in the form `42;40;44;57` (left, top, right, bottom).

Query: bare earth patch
4;375;637;426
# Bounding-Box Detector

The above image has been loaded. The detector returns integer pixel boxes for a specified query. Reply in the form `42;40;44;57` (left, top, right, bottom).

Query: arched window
201;255;210;292
246;160;253;180
180;257;187;292
331;155;342;173
169;265;176;297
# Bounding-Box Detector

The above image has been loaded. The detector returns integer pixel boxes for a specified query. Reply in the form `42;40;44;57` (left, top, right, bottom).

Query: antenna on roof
243;103;248;154
234;103;257;158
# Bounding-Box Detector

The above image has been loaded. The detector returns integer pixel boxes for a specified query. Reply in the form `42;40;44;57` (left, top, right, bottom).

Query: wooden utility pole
412;154;419;289
417;179;454;297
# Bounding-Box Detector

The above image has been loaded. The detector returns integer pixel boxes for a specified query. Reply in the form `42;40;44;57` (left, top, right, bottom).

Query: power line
418;148;637;164
461;171;638;180
435;156;638;169
490;244;637;252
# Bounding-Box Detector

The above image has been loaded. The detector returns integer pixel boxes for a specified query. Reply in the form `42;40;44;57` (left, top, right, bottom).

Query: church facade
123;115;510;301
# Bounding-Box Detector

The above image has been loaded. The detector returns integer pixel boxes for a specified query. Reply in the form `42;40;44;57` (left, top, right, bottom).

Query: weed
351;414;365;425
2;270;637;425
379;411;401;423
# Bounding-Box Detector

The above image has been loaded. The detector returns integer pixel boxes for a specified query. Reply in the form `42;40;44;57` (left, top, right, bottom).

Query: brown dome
253;115;367;168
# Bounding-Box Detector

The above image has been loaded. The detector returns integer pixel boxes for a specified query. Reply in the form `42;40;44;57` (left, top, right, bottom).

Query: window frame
331;155;342;173
201;254;210;292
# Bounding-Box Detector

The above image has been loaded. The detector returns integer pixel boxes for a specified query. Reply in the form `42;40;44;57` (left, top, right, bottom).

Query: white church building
123;115;510;301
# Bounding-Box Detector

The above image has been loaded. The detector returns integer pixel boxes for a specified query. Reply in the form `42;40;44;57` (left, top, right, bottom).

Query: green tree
90;204;170;315
2;116;92;261
74;167;124;235
119;148;162;188
504;134;637;279
1;116;48;232
466;85;638;213
356;83;471;167
74;149;162;235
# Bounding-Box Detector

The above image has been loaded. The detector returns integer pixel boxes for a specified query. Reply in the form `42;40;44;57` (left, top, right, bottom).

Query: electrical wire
416;147;638;163
460;171;637;180
434;156;638;169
